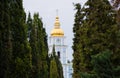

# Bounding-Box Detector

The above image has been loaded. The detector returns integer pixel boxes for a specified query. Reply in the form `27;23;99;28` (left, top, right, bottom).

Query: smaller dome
51;29;64;36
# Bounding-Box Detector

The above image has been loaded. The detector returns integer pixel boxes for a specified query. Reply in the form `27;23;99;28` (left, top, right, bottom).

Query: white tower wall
48;16;73;78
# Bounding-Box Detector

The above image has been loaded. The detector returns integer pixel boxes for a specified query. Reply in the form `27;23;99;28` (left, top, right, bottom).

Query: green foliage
72;3;85;78
0;0;51;78
50;45;64;78
27;12;32;39
91;50;114;78
10;0;31;78
73;0;120;78
56;58;64;78
28;13;49;78
80;72;96;78
114;66;120;78
80;50;117;78
50;58;59;78
0;0;12;77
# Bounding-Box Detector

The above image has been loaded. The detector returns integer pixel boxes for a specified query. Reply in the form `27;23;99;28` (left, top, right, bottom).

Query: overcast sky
23;0;87;60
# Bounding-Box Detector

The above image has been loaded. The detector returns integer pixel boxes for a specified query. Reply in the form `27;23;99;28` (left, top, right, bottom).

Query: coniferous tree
35;13;49;78
50;58;59;78
55;57;64;78
26;12;33;78
28;13;38;78
0;0;12;78
27;12;32;39
52;45;64;78
91;50;114;78
111;1;120;77
72;3;85;78
80;50;115;78
73;0;120;78
50;46;63;78
10;0;31;78
40;20;49;78
29;13;49;78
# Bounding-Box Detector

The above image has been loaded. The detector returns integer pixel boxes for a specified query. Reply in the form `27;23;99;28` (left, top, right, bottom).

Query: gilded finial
50;10;64;37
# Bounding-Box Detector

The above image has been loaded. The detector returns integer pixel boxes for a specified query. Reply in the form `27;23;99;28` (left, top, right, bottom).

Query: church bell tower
49;16;68;78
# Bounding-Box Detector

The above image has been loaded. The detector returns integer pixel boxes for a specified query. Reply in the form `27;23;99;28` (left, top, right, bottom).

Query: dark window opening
57;51;60;58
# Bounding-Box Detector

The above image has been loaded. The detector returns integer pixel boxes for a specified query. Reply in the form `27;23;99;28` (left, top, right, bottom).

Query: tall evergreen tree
27;12;32;39
55;56;64;78
28;13;38;78
0;0;12;78
26;12;33;78
50;46;63;78
50;58;59;78
73;0;120;78
36;13;49;78
10;0;31;78
29;13;49;78
53;45;64;78
72;3;85;78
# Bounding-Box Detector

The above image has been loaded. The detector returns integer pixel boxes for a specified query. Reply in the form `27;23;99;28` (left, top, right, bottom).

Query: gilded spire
54;16;60;29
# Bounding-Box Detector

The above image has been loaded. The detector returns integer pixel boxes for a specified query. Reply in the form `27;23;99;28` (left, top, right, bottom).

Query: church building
48;15;73;78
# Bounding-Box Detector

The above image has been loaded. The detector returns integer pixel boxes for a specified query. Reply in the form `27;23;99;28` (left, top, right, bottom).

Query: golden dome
51;16;64;37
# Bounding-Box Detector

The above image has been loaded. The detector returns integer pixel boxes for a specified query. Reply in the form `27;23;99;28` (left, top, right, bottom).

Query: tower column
49;16;68;78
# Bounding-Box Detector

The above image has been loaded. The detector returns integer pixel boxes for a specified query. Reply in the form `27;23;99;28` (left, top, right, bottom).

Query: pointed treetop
52;44;56;57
